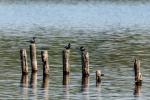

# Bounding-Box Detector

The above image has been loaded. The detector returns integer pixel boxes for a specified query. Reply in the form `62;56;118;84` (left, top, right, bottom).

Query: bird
26;37;36;44
64;43;71;49
80;46;86;51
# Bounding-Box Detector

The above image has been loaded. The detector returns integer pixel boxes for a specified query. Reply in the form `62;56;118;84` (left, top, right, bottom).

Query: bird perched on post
64;43;71;49
80;46;86;51
26;37;36;44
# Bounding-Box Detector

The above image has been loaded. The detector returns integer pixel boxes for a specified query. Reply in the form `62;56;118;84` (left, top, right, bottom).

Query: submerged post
30;43;38;72
41;50;50;76
134;59;142;84
62;43;71;75
20;49;28;74
80;46;89;77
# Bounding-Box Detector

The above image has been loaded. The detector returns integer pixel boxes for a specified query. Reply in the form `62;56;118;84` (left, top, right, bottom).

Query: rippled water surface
0;0;150;99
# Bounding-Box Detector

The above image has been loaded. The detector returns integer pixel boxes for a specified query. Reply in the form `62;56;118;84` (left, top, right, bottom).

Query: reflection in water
63;75;70;86
41;75;49;100
29;72;37;99
30;72;37;88
63;75;70;100
20;74;29;99
96;83;102;100
96;81;101;87
81;76;89;92
134;83;142;97
81;76;89;100
20;74;28;88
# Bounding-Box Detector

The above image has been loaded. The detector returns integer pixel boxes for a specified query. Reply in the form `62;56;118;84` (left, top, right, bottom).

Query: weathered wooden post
96;70;101;86
134;59;142;84
80;46;89;77
41;50;49;76
30;43;38;72
62;43;71;75
20;49;28;74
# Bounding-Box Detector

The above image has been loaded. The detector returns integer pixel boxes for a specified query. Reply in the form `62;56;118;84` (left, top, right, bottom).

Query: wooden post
134;59;142;84
80;47;89;77
41;50;49;76
20;49;28;74
30;43;38;72
62;49;70;75
96;70;101;86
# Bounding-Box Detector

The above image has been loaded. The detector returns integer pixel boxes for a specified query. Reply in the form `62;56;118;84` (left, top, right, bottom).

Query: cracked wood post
62;48;70;75
134;59;142;84
41;50;50;76
20;49;28;74
30;43;38;72
80;47;89;77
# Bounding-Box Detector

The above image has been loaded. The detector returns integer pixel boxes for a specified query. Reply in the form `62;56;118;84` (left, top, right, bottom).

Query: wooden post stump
80;47;89;77
41;50;50;76
30;43;38;72
134;59;142;84
20;49;28;74
96;70;101;85
62;49;70;75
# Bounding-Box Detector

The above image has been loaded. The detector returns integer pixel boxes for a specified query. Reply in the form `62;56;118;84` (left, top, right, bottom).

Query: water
0;0;150;99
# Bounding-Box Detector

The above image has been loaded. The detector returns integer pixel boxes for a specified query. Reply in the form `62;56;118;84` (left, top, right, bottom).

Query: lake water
0;0;150;99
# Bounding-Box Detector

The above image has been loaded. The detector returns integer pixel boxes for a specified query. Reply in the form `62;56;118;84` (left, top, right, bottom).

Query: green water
0;1;150;99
